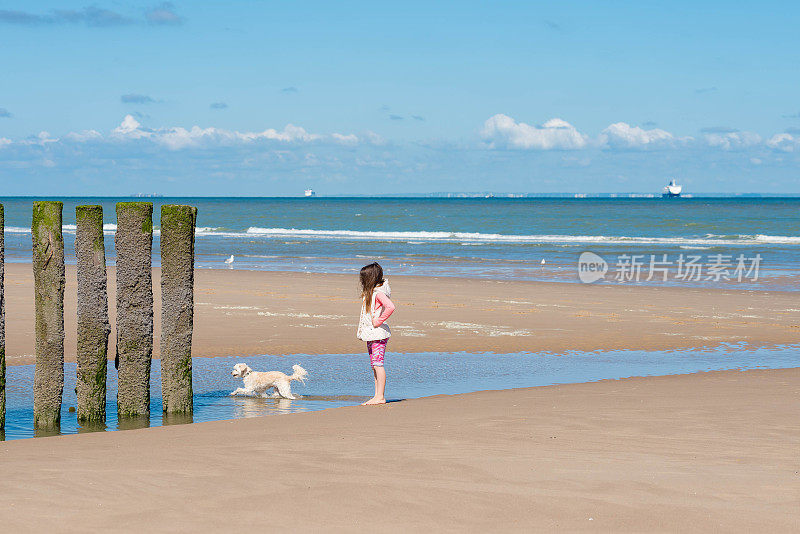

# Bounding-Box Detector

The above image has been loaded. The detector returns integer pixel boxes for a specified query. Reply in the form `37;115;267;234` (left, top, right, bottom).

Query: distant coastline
2;193;800;199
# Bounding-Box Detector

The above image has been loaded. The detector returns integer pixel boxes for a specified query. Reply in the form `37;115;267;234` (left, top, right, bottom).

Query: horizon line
1;193;800;199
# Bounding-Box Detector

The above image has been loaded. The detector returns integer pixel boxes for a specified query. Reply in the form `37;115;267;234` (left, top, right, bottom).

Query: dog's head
231;363;251;378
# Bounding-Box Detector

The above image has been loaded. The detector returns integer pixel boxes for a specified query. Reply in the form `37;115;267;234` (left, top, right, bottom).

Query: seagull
540;259;546;266
224;255;235;267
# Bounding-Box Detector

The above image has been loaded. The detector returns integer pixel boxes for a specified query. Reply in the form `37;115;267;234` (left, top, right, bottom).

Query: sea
1;196;798;290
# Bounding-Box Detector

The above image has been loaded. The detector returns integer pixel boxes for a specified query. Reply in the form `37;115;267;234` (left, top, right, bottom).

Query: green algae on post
31;201;65;431
76;205;110;423
160;205;197;414
115;202;153;417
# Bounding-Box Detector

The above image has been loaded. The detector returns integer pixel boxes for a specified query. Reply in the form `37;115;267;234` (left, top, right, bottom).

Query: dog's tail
290;364;308;383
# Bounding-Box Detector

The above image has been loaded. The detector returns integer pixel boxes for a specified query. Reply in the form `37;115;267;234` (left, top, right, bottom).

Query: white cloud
598;122;676;148
19;131;59;146
331;132;359;145
766;133;800;152
65;129;103;142
482;115;680;150
704;131;761;150
481;115;795;152
3;113;800;195
481;114;588;149
112;114;150;139
99;115;359;149
363;131;385;145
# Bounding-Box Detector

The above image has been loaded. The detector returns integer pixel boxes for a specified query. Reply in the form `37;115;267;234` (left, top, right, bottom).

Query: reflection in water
230;396;306;418
2;344;800;441
162;412;194;426
301;394;365;403
33;426;62;439
117;415;151;431
77;420;108;434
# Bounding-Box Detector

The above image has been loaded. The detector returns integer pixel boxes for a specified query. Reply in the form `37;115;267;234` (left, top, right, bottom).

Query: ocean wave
9;224;119;235
753;234;800;243
703;234;800;244
5;225;799;246
236;227;800;246
9;223;148;236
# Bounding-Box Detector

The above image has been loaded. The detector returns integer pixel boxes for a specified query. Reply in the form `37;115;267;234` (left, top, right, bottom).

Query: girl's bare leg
363;367;386;405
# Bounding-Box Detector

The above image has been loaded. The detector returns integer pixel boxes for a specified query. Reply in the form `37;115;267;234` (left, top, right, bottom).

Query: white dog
230;363;308;400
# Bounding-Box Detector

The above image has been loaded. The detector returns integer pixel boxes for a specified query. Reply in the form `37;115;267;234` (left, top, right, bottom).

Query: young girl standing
356;262;395;405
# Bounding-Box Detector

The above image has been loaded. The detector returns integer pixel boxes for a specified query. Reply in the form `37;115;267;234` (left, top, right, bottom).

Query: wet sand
0;367;797;532
3;263;798;365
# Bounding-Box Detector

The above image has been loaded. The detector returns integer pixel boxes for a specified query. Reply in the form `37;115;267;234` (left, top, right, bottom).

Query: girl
356;262;395;405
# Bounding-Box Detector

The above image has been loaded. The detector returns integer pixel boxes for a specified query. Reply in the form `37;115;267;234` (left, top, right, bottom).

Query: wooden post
32;201;65;430
115;202;153;417
160;205;197;414
76;205;110;423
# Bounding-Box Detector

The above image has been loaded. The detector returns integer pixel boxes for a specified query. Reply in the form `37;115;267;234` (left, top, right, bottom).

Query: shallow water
3;344;799;441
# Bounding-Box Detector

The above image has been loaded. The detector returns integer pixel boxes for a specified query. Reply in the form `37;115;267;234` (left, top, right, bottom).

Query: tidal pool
3;343;798;440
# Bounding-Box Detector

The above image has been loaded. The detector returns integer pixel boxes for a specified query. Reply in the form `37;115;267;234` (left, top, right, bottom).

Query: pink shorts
367;339;388;367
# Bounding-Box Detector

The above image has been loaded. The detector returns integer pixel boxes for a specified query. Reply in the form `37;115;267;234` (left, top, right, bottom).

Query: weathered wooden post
32;201;65;431
160;205;197;414
115;202;153;417
0;204;5;431
76;206;110;424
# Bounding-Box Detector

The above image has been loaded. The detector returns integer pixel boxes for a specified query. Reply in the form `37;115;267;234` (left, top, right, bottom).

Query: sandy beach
0;367;797;532
2;263;798;365
4;1;799;530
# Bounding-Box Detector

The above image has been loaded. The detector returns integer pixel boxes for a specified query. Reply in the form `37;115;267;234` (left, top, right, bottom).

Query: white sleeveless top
356;280;392;341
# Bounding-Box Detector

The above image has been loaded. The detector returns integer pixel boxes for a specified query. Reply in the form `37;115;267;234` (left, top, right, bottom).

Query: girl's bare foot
361;397;386;405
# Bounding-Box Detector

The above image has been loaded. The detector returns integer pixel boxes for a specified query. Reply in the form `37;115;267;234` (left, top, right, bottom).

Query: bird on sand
224;255;235;267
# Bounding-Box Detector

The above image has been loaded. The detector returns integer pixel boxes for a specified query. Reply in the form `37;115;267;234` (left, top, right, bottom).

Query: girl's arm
372;292;395;327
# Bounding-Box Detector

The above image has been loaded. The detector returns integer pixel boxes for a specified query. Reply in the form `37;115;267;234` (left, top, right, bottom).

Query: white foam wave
62;223;119;235
9;224;118;234
4;224;799;246
234;227;800;246
703;233;800;244
753;234;800;243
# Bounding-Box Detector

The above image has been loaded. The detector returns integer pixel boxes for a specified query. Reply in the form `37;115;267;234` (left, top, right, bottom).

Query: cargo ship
662;179;682;198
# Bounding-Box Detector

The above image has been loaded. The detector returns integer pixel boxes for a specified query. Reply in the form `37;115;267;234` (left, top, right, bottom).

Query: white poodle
230;363;308;400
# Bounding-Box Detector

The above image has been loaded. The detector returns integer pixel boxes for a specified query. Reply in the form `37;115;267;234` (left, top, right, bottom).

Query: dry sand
3;263;798;364
0;367;797;532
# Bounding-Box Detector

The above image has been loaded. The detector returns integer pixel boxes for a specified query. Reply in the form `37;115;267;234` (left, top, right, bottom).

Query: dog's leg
275;380;296;400
230;388;247;396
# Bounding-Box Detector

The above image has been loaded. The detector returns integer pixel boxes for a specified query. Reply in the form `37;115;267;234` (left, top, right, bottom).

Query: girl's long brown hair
359;262;384;313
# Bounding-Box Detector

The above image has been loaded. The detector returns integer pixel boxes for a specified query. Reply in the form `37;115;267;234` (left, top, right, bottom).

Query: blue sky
1;1;799;195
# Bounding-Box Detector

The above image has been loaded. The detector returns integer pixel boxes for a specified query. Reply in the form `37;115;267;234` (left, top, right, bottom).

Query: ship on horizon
304;188;316;197
662;179;682;198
